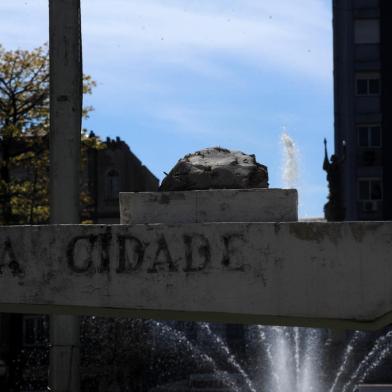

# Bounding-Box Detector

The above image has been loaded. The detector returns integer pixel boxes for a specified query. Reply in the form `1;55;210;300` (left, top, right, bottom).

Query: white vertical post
49;0;82;391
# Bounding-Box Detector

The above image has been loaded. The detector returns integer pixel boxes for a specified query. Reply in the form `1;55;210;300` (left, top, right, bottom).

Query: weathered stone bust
159;147;268;191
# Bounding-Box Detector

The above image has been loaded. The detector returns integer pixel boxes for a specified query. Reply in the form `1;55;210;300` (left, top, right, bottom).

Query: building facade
333;1;392;387
86;136;159;223
333;0;392;220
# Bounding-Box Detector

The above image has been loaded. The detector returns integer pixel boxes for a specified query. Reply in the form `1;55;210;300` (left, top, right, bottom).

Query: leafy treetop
0;44;102;225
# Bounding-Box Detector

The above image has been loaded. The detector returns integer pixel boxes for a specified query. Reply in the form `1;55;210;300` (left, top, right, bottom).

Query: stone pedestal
120;188;298;224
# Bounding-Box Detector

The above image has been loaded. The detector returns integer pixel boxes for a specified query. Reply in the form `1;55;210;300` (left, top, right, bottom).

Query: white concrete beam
1;222;391;330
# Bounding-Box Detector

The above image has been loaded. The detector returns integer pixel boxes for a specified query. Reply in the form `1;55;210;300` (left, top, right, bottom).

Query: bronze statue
323;139;346;221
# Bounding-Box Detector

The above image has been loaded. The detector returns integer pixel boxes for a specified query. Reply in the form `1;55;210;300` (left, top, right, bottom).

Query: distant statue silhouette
323;138;346;221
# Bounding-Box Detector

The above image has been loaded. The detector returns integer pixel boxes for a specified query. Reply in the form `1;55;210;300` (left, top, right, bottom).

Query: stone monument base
120;188;298;225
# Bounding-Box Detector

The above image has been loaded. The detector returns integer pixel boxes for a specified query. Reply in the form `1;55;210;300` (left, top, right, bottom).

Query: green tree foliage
0;44;101;225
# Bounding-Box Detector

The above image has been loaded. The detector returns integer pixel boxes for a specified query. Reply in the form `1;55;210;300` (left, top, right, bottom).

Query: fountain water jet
342;331;392;392
329;331;365;392
150;321;241;392
356;345;392;387
199;323;257;392
271;327;295;392
294;327;301;391
281;131;299;189
298;328;323;392
254;326;280;389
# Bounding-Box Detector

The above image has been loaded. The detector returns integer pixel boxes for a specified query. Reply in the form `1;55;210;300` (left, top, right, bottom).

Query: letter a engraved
0;238;24;277
67;235;97;273
183;234;211;272
148;236;177;273
117;235;145;273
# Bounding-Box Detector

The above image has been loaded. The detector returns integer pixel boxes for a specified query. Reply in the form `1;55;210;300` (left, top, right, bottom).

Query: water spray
281;131;299;189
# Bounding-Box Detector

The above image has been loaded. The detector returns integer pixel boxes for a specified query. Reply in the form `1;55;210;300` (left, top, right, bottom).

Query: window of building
105;169;120;200
358;178;383;201
356;73;381;95
354;19;380;44
22;316;47;347
357;125;382;147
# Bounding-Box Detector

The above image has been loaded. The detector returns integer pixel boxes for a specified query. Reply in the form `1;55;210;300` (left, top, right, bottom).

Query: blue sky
0;0;333;218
